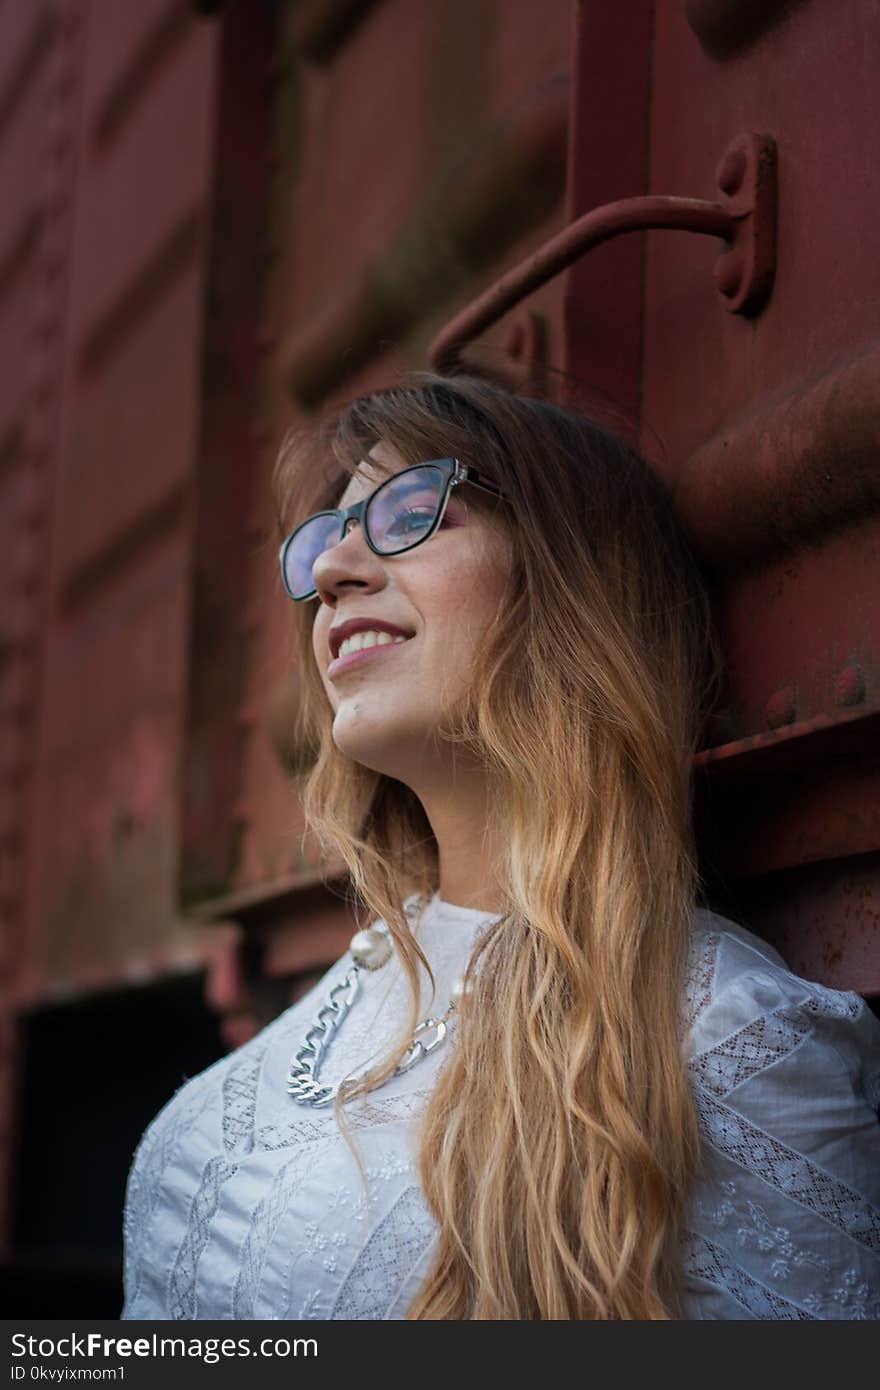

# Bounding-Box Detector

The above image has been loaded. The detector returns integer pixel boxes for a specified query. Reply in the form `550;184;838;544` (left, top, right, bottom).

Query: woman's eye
393;506;458;534
395;508;440;536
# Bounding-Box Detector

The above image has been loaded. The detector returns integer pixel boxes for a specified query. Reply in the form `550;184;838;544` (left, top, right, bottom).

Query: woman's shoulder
681;906;880;1319
685;905;880;1105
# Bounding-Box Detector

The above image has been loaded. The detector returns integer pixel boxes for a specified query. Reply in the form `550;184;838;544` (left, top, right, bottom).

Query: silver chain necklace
285;919;470;1108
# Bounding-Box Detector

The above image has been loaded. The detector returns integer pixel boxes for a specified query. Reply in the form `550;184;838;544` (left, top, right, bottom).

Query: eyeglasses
278;457;505;601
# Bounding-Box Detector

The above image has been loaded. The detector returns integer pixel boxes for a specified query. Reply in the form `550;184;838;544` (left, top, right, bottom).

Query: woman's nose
312;517;385;599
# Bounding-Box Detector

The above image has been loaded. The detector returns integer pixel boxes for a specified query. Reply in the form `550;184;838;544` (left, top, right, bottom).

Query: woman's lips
327;637;413;680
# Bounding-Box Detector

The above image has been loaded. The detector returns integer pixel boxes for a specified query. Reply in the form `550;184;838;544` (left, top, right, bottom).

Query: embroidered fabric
121;895;880;1320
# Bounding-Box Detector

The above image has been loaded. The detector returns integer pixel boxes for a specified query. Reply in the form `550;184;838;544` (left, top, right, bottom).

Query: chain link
286;957;455;1107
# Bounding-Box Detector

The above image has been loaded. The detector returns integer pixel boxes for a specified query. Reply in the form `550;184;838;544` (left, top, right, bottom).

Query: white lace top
121;893;880;1320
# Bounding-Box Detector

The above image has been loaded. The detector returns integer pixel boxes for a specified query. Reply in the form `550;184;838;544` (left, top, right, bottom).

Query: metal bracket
429;132;777;372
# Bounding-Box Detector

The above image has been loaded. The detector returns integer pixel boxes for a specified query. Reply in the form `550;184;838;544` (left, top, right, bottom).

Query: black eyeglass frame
278;456;506;601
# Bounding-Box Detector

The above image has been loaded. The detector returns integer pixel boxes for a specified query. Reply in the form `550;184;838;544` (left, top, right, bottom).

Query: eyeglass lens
282;464;448;599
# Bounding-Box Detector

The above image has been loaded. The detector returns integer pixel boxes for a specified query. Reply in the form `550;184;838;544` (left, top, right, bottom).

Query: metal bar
429;195;734;370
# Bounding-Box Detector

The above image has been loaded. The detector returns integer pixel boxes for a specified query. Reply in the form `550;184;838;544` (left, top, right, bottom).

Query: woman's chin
330;720;424;782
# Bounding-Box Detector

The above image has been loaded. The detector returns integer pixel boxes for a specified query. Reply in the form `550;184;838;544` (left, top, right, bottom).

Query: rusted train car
0;0;876;1313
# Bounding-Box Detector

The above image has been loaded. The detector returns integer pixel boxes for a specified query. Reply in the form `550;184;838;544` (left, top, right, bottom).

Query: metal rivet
714;247;744;298
834;664;866;707
765;686;796;729
717;147;747;196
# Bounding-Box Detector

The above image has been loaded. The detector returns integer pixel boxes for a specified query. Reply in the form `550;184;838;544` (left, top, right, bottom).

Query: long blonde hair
271;371;724;1318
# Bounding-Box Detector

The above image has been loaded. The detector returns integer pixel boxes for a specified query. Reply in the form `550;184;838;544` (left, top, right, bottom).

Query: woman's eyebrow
335;465;394;507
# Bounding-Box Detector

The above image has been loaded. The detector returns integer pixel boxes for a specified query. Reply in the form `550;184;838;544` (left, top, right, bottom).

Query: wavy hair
271;370;725;1318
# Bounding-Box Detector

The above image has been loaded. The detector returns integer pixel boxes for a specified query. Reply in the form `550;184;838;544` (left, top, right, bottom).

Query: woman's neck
411;763;505;915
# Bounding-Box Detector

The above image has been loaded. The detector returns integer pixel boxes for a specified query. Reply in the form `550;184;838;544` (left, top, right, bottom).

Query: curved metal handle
429;133;776;372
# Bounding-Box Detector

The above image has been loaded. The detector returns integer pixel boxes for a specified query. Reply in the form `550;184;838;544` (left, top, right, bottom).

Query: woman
122;371;880;1320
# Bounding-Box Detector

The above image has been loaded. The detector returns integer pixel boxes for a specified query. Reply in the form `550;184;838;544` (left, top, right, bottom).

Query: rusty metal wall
0;0;74;1249
562;0;879;991
0;0;224;1277
641;2;880;990
27;0;217;998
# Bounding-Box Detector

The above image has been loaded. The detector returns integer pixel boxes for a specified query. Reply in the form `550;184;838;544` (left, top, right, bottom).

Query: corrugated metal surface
645;1;880;988
22;1;217;1002
0;0;221;1262
0;0;86;1254
565;1;880;989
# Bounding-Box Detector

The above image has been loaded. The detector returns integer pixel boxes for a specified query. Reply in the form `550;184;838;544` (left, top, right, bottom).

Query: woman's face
310;440;512;785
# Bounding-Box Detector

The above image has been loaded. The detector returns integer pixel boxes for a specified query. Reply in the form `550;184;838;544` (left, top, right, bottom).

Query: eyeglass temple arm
457;462;505;499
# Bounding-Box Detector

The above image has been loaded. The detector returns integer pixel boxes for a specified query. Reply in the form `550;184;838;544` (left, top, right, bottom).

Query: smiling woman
120;370;880;1321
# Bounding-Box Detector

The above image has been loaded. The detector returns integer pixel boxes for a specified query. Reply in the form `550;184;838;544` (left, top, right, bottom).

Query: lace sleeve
684;961;880;1320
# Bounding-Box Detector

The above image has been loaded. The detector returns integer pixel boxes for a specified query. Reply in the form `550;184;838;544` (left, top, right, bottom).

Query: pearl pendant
350;926;392;971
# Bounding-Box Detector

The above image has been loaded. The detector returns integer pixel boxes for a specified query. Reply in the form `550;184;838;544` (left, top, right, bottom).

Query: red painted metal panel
645;3;880;456
561;2;652;417
0;275;31;449
560;1;880;989
6;4;219;1010
0;0;86;1252
641;3;880;989
0;0;262;1280
180;0;273;907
